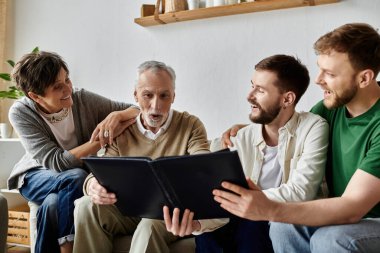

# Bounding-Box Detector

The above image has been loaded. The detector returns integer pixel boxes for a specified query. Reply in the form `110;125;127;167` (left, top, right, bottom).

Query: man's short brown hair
255;54;310;105
314;23;380;77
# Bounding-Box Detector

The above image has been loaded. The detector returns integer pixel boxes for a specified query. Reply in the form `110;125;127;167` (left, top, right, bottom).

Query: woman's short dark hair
255;54;310;104
12;51;69;97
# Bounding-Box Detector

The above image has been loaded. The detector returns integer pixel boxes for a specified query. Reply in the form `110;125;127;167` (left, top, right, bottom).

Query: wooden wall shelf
135;0;340;27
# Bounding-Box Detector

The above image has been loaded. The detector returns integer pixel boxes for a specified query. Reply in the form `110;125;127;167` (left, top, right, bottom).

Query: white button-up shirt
233;111;328;202
196;111;329;234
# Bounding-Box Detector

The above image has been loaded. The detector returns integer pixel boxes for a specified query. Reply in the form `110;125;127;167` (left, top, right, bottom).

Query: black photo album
82;149;247;220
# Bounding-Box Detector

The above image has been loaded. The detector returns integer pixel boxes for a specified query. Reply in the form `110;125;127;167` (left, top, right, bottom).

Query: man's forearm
264;169;380;227
270;197;362;226
70;141;101;160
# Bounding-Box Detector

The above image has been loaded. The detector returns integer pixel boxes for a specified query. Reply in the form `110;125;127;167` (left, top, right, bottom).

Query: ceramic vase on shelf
214;0;225;6
188;0;200;10
165;0;188;13
227;0;238;4
205;0;213;7
0;123;12;139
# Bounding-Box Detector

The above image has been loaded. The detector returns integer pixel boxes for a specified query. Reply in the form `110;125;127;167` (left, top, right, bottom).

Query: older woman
7;51;138;253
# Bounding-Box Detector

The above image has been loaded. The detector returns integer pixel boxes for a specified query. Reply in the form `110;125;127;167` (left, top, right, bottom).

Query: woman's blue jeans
19;168;87;253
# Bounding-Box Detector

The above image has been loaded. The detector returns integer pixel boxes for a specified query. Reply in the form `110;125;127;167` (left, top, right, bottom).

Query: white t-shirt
39;107;78;150
258;145;282;190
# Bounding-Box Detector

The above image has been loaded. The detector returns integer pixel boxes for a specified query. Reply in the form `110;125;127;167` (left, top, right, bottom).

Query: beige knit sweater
83;110;210;194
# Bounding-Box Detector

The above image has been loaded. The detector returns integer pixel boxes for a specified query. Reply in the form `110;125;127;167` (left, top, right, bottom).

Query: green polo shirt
311;99;380;218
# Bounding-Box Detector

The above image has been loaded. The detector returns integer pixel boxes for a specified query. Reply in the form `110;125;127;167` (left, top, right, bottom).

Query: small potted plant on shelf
0;47;39;138
0;60;24;100
0;47;39;100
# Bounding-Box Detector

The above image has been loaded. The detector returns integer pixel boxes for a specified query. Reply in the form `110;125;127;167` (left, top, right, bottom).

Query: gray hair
135;60;176;89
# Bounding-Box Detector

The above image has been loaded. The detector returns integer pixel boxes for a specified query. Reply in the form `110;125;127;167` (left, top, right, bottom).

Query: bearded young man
163;55;329;253
216;23;380;253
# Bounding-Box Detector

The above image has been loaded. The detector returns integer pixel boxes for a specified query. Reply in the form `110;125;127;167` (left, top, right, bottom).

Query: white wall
5;0;380;138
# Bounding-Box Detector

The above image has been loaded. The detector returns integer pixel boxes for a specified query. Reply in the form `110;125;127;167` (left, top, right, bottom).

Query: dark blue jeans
19;168;87;253
196;218;274;253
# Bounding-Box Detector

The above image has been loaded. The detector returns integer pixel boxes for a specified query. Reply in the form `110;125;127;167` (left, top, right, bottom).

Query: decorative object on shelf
205;0;213;7
227;0;239;4
188;0;200;10
135;0;340;27
165;0;188;13
152;0;166;24
214;0;225;6
0;122;12;138
141;4;156;17
0;47;39;100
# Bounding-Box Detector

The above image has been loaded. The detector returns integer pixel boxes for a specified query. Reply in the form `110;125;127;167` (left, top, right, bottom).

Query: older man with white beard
73;61;210;253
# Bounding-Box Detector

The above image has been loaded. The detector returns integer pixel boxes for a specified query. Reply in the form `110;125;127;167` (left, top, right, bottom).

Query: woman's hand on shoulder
90;109;138;146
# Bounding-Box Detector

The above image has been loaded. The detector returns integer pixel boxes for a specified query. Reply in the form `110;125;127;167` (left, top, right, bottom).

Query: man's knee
136;219;164;235
74;196;94;222
269;222;292;241
311;223;380;253
269;222;306;250
74;196;121;225
311;226;352;252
